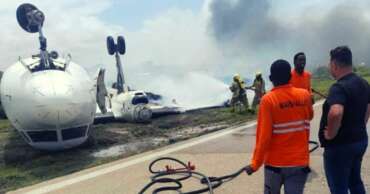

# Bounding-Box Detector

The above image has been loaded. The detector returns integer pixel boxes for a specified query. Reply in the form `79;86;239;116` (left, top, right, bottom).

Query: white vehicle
0;4;180;150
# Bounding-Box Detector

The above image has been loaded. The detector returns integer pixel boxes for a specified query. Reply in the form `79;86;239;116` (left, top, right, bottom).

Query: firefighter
229;74;249;112
245;59;313;194
250;72;266;112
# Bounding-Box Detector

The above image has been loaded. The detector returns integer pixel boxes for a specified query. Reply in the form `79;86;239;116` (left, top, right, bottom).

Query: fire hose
312;88;328;99
138;141;319;194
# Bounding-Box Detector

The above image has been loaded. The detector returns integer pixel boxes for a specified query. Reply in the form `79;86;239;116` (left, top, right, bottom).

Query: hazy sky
1;0;369;107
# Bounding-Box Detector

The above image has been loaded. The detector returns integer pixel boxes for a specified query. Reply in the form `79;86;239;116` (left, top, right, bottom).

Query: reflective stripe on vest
272;120;310;134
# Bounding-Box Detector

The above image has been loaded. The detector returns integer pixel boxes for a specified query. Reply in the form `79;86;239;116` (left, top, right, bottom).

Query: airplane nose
24;71;96;128
0;60;96;150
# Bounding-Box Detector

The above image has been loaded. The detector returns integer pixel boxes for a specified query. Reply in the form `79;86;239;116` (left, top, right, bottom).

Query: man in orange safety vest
245;59;313;194
290;52;312;94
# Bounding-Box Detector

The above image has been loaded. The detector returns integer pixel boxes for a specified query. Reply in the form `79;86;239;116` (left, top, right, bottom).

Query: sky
101;0;204;30
1;0;370;108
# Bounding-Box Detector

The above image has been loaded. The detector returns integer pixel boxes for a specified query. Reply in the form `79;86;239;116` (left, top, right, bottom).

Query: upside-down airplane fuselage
1;57;96;150
0;3;180;150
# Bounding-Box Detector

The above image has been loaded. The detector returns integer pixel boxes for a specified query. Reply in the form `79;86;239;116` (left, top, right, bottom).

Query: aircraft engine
132;104;152;122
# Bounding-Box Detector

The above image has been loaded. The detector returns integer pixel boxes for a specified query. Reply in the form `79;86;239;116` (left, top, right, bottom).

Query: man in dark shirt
319;46;369;194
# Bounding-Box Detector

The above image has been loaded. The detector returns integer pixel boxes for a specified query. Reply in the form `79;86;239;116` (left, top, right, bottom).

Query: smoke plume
208;0;370;67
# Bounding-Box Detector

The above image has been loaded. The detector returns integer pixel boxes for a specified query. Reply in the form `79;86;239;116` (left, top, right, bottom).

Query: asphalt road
9;102;370;194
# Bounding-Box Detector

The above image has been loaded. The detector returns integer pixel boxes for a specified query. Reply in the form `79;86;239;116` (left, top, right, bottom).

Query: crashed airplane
95;36;180;123
0;3;180;150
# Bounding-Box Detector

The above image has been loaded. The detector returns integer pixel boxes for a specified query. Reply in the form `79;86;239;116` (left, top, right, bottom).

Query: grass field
312;65;370;99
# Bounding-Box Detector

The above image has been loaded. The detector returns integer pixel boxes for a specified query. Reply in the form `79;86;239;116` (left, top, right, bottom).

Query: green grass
355;66;370;82
311;65;370;100
0;119;12;141
312;78;335;99
0;108;255;193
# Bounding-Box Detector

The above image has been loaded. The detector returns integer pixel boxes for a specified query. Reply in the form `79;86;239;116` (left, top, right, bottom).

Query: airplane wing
93;111;115;124
150;104;183;118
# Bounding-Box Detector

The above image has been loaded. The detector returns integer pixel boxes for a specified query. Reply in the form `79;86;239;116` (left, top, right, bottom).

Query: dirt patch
92;138;169;158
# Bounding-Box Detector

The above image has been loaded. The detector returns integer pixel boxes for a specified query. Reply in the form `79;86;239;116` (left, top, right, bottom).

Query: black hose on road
138;141;319;194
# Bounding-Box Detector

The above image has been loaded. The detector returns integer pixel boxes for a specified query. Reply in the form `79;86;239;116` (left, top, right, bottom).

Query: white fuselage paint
107;88;152;122
0;57;96;150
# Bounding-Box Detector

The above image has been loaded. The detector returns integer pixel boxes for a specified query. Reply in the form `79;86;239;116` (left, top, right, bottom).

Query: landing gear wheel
117;36;126;55
106;36;116;55
17;3;44;33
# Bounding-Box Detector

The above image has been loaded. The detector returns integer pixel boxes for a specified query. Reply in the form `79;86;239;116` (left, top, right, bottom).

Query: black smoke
208;0;370;68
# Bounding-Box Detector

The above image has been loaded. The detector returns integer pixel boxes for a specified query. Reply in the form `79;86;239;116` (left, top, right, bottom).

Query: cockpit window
62;125;88;140
28;130;58;142
132;96;149;105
